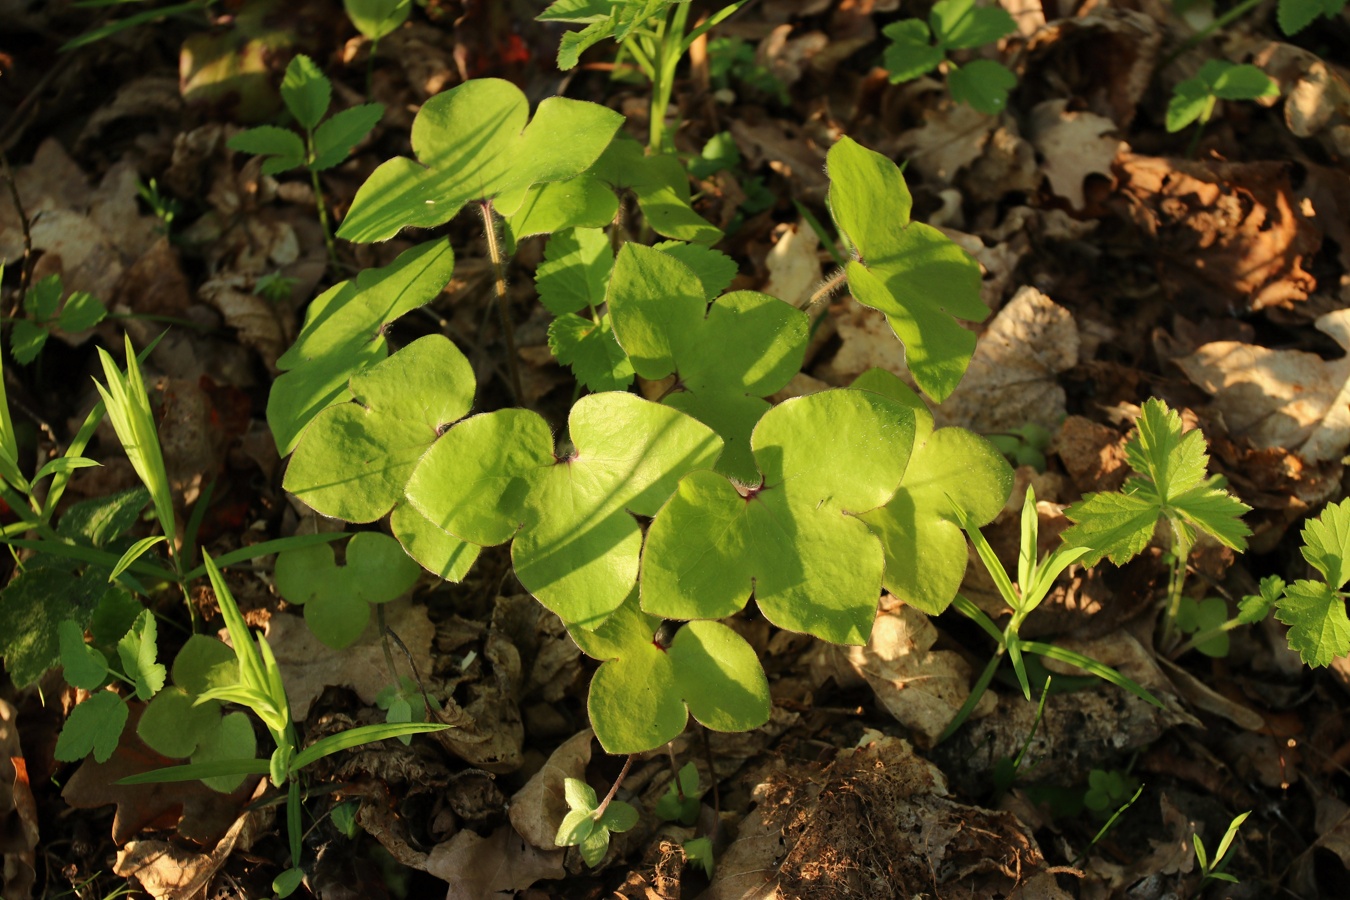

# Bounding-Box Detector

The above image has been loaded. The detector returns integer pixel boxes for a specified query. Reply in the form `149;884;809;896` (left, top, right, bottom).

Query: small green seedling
1166;60;1277;135
988;423;1053;472
655;761;702;825
254;271;298;303
1084;768;1140;816
707;36;789;105
228;54;384;264
1174;595;1230;657
136;177;182;234
882;0;1018;115
343;0;410;96
1194;810;1249;885
1274;498;1350;667
273;531;421;649
9;274;108;364
1073;781;1144;868
375;676;441;745
556;777;639;866
683;835;714;877
991;676;1052;798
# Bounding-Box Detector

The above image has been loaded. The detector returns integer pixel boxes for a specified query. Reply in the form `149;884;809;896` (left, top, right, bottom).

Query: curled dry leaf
1177;308;1350;463
509;729;593;851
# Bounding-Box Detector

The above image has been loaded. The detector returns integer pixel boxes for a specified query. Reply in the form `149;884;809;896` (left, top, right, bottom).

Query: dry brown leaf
812;300;912;387
1176;308;1350;463
0;139;88;263
729;119;828;201
198;277;287;372
266;600;435;721
1;700;38;900
1156;657;1265;732
761;221;822;308
1254;42;1350;157
840;596;995;746
439;826;565;898
1029;99;1124;210
934;286;1078;434
1024;8;1160;128
895;101;997;184
509;730;593;851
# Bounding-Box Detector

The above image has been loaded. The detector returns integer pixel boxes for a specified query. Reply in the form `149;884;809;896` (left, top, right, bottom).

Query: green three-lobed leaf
1276;498;1350;667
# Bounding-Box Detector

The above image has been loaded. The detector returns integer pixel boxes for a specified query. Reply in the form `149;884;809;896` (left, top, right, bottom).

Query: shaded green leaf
948;59;1017;115
311;103;384;171
280;54;330;131
55;690;127;763
1299;497;1350;588
536;227;613;316
931;0;1016;48
882;19;942;82
58;292;107;332
506;175;619;240
10;319;48;365
590;135;722;243
59;620;110;690
1238;575;1284;625
227;126;306;174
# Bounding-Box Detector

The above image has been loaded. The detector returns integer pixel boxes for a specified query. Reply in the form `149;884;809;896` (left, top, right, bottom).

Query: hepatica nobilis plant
271;76;1213;777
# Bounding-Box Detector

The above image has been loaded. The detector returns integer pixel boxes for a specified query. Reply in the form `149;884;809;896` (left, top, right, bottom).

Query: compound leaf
280;54;331;131
228;126;306;175
641;389;915;645
827;136;986;401
591;135;721;243
1276;579;1350;667
536;227;614;316
1298;497;1350;589
408;392;722;628
930;0;1016;49
268;239;456;455
1238;575;1285;625
311;103;384;171
54;689;127;763
882;20;943;82
10;319;48;365
853;369;1012;615
337;79;623;243
59;620;110;690
284;334;475;523
25;275;62;319
948;59;1017;115
608;243;808;481
1277;0;1344;35
274;532;421;648
548;313;635;392
58;291;107;332
116;609;166;701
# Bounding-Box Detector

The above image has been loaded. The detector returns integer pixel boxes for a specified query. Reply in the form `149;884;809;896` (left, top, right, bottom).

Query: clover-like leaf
505;174;620;240
284;334;475;522
536;227;613;316
653;241;738;300
654;762;701;824
191;712;259;793
267;239;456;455
138;635;240;762
569;591;770;753
408;392;722;628
311;103;384;171
882;20;943;82
548;313;635;392
852;369;1012;615
1176;596;1230;657
54;689;127;763
590;134;722;243
337;78;623;243
827;136;987;402
1063;399;1251;566
281;54;331;131
274;532;421;648
641;389;916;645
389;502;481;582
608;243;808;481
948;59;1017;115
117;609;166;701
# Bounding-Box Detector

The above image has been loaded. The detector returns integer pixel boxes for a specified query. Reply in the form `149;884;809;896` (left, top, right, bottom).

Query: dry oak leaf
895;101;998;185
1177;308;1350;463
1114;154;1321;313
934;285;1079;434
1029;99;1124;210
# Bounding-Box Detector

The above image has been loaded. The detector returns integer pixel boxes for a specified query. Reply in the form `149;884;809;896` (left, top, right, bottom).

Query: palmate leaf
505;174;619;240
311;103;384;171
948;60;1017;115
826;137;987;401
116;609;166;701
407;392;722;628
590;135;722;243
548;313;635;392
607;243;807;481
336;78;623;243
1063;399;1251;566
54;690;128;763
569;590;770;753
641;389;916;645
536;227;613;316
1276;580;1350;667
1297;497;1350;589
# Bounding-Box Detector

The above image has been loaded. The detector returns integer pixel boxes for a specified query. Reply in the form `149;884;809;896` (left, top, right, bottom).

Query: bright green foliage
555;776;639;866
641;389;916;645
1238;575;1284;625
1195;810;1249;885
708;36;789;105
1084;768;1140;814
344;0;410;41
1278;0;1346;35
267;239;456;455
654;762;701;825
506;175;620;241
536;227;635;392
853;369;1012;615
389;502;481;582
117;609;167;700
1175;596;1230;657
653;241;738;299
1275;499;1350;667
591;135;722;243
683;836;715;876
608;243;806;481
284;334;475;523
336;78;623;243
274;532;421;648
54;690;127;764
569;591;770;753
10;274;108;364
228;54;383;175
376;676;440;745
407;392;722;628
540;0;684;70
826;137;987;402
1062;399;1251;566
548;314;634;392
882;0;1017;114
1166;60;1278;133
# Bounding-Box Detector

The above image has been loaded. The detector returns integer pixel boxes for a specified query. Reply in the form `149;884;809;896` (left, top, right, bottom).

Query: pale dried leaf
762;222;822;309
509;729;594;850
1029;99;1123;210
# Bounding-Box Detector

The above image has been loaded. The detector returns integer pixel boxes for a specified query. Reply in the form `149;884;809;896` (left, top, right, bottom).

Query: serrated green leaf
117;609;166;700
389;501;481;582
827;137;986;401
506;174;619;240
58;291;107;332
54;690;127;763
1238;575;1284;625
337;79;623;243
25;275;62;320
600;800;638;832
536;227;614;316
557;18;616;69
268;239;455;455
409;393;722;627
58;487;149;547
1277;0;1343;34
281;54;331;131
608;243;808;481
882;19;943;82
311;103;384;171
284;334;475;522
227;126;306;173
930;0;1016;48
59;620;110;690
1;564;108;687
1059;489;1160;566
653;241;738;300
1298;497;1350;588
538;0;623;22
591;135;722;243
853;370;1012;615
274;532;422;648
1167;76;1213;132
1275;579;1350;667
948;59;1017;115
641;389;914;645
344;0;410;41
548;313;635;392
1211;64;1278;101
10;319;48;365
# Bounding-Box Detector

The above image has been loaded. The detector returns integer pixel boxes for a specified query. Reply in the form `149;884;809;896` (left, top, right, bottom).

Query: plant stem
479;201;525;405
804;269;847;309
1159;527;1194;652
366;37;379;101
1163;0;1264;67
593;754;635;821
304;131;339;269
376;604;399;681
1170;615;1244;659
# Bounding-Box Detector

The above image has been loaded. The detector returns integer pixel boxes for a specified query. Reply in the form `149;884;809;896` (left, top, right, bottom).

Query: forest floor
2;0;1350;898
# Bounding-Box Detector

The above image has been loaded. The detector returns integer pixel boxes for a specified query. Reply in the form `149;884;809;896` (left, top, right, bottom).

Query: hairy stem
805;268;848;309
479;200;525;405
1159;526;1194;652
593;754;635;821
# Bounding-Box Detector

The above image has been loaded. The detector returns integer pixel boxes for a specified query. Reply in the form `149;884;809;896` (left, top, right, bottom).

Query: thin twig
0;150;34;302
593;754;635;820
